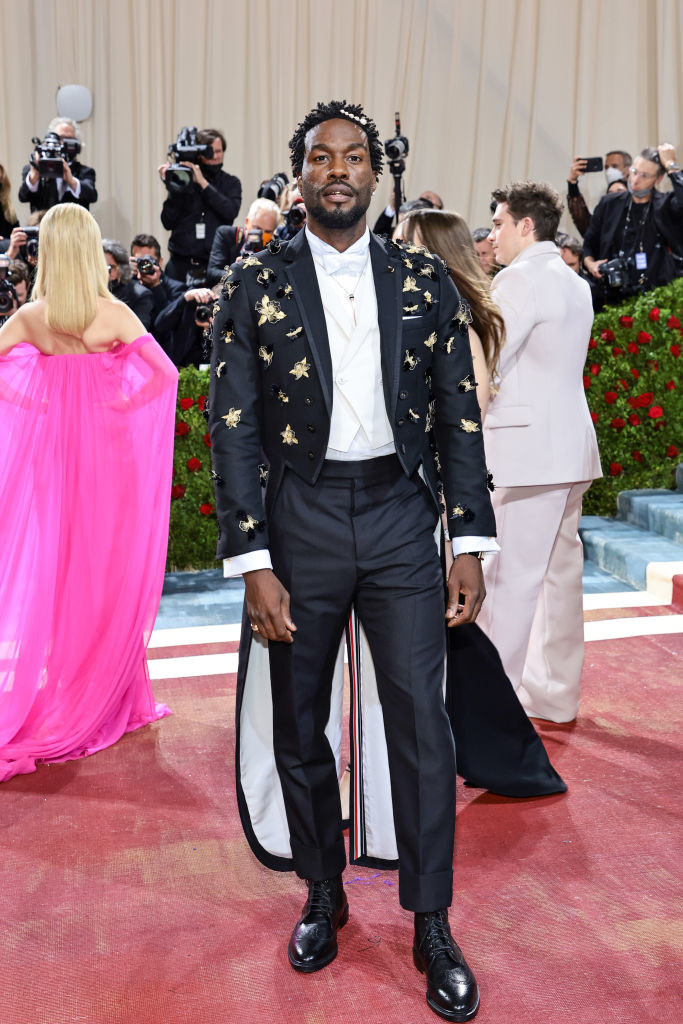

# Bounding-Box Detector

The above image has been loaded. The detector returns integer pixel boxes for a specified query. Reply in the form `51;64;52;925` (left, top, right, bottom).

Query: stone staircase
580;466;683;606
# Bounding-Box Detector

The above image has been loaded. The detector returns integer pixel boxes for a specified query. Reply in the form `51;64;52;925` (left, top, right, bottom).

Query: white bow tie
320;249;369;277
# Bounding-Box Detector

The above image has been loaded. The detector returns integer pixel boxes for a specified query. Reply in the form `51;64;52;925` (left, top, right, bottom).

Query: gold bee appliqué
403;275;420;293
216;361;226;377
289;357;310;380
239;514;259;533
258;346;274;367
424;332;437;350
256;295;286;326
224;282;239;299
452;505;465;518
242;255;262;268
460;418;480;433
286;326;303;339
222;407;242;429
281;424;298;445
458;375;476;392
403;304;419;314
444;336;455;355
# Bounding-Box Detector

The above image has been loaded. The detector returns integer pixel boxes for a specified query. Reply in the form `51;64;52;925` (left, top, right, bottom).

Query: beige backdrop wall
1;0;681;249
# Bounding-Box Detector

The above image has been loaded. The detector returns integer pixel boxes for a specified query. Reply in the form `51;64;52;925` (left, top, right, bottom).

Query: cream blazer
486;242;602;487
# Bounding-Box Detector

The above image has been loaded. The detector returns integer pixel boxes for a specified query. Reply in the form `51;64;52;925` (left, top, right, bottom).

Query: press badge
195;222;206;240
635;251;648;270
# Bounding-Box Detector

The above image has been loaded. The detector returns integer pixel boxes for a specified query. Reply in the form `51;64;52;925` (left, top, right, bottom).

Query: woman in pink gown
0;204;178;782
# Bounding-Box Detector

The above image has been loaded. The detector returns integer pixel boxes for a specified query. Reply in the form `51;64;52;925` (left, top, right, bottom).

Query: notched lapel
283;231;333;415
370;233;402;418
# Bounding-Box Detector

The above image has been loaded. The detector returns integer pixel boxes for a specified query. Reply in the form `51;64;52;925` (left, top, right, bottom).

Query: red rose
187;457;202;471
627;342;638;354
648;406;664;419
619;379;629;390
610;417;626;430
637;331;652;344
171;484;186;499
665;380;676;391
649;307;660;322
646;360;659;371
175;420;190;436
588;337;597;349
583;375;590;389
671;344;681;357
666;445;679;458
198;395;207;411
609;462;623;476
632;451;643;463
601;329;615;342
612;347;624;356
203;432;212;448
628;413;641;425
179;397;194;410
604;391;618;404
619;315;633;328
667;316;681;329
630;368;639;378
634;392;653;407
590;411;599;424
200;503;214;516
590;363;601;375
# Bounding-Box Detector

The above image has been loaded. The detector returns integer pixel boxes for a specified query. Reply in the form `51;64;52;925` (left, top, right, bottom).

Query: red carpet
1;626;681;1024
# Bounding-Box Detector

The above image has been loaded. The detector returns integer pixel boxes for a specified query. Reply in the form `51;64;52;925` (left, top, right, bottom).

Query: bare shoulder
0;301;43;354
91;297;148;345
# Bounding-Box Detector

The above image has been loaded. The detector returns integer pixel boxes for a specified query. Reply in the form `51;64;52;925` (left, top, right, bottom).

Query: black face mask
202;161;223;179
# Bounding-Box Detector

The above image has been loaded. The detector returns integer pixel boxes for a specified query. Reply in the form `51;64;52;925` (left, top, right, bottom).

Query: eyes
311;152;363;163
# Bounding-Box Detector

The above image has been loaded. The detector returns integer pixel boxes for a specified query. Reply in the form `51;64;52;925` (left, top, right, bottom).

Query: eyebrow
308;141;367;153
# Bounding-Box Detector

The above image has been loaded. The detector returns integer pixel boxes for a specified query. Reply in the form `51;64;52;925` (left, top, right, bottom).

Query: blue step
617;490;683;544
579;515;683;592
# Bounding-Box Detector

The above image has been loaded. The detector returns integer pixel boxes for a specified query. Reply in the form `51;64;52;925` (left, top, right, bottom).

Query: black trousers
267;456;456;912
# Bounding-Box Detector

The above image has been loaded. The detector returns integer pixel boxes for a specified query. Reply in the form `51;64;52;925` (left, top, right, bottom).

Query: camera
21;226;39;260
274;202;306;241
258;173;289;203
0;256;18;317
132;255;158;276
194;303;213;324
384;113;410;164
29;133;66;179
600;254;639;293
243;229;264;254
164;127;213;192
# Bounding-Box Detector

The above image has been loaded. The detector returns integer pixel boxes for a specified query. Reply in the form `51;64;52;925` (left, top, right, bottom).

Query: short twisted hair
491;181;563;242
288;100;384;178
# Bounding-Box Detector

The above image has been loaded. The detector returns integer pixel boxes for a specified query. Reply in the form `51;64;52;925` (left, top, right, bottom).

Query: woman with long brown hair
0;162;19;240
400;208;505;416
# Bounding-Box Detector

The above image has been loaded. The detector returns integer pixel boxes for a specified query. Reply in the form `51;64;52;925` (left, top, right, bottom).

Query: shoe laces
306;879;338;918
419;911;458;964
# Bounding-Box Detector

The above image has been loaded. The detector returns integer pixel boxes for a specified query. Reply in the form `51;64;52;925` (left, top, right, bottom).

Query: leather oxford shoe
288;876;349;972
413;910;480;1021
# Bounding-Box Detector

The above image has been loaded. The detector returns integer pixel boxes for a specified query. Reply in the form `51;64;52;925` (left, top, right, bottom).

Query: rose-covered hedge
582;277;682;516
167;279;682;568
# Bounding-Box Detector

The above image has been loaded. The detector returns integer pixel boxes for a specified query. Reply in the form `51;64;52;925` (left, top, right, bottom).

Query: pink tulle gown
0;334;178;782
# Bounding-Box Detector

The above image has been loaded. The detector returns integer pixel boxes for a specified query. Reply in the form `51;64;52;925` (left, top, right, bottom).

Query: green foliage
582;278;682;515
166;280;683;567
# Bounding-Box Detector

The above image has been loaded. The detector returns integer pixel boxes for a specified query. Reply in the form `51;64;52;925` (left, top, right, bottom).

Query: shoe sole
414;949;480;1021
288;904;349;974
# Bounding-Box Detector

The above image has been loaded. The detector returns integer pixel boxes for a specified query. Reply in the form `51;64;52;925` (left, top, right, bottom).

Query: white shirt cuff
451;535;500;558
223;550;273;578
65;177;81;198
25;171;39;192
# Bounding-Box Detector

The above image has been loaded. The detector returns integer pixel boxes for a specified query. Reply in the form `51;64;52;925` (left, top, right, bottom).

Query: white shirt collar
305;225;370;261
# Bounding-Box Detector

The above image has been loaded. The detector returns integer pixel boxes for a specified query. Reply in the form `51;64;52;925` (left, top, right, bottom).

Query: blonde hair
402;209;505;378
32;204;112;335
0;163;17;225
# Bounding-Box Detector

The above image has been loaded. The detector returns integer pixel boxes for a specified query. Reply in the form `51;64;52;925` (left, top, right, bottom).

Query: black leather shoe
288;876;349;973
413;910;480;1021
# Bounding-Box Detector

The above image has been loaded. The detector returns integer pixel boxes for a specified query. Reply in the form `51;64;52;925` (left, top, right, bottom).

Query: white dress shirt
24;170;81;200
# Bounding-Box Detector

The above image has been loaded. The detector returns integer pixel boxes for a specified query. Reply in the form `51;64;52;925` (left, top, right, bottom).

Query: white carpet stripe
582;591;669;611
147;652;239;679
149;623;242;648
584;615;683;642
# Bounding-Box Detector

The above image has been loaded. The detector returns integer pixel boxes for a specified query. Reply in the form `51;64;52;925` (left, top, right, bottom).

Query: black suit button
399;390;408;400
307;424;316;433
397;418;405;427
308;451;315;460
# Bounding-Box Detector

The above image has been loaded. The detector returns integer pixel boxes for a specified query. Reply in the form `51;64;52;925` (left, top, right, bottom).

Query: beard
305;183;373;230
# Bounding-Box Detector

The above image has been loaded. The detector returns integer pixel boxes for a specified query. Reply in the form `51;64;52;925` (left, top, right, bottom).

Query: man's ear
521;216;536;238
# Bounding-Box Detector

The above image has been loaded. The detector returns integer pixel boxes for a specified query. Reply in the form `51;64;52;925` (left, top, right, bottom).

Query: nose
327;155;348;179
487;229;495;242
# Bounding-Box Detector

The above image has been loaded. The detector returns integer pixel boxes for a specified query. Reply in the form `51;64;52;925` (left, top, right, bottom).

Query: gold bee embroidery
239;513;259;533
424;332;437;350
256;295;286;326
404;350;419;371
221;267;234;280
224;282;240;299
405;243;428;255
281;424;298;445
403;304;419;314
418;263;436;278
444;336;456;355
403;257;413;270
289;357;310;380
454;299;473;330
425;400;436;432
242;255;262;268
458;375;476;392
216;361;226;377
258;346;274;367
460;418;480;433
423;291;433;304
222;407;242;429
286;326;304;339
403;275;419;293
452;505;465;518
224;327;234;343
212;300;220;316
407;408;420;423
280;284;293;298
257;268;276;286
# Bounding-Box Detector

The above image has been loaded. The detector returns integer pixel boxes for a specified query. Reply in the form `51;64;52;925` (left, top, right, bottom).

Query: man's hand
568;157;587;184
445;554;486;627
7;227;26;260
27;152;41;186
62;160;77;190
133;261;163;288
158;162;170;182
183;162;208;188
658;142;677;170
183;287;214;304
585;256;607;279
244;568;297;643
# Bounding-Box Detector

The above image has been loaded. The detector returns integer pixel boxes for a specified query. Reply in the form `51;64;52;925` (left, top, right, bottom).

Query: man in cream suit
478;181;602;723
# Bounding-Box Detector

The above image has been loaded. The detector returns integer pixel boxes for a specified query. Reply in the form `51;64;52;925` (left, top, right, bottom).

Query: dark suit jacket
17;162;97;211
207;225;243;285
208;229;496;561
160;169;242;261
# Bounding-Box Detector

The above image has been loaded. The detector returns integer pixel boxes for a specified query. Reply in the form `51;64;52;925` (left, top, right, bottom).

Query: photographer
153;284;215;367
103;240;154;330
583;144;683;306
17;118;97;212
566;149;630;236
159;128;241;284
0;254;20;324
206;197;280;285
0;162;19;247
130;233;187;352
373;189;443;236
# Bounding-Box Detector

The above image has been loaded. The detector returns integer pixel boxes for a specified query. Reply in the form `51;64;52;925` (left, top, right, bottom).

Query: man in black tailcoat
209;101;496;1022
